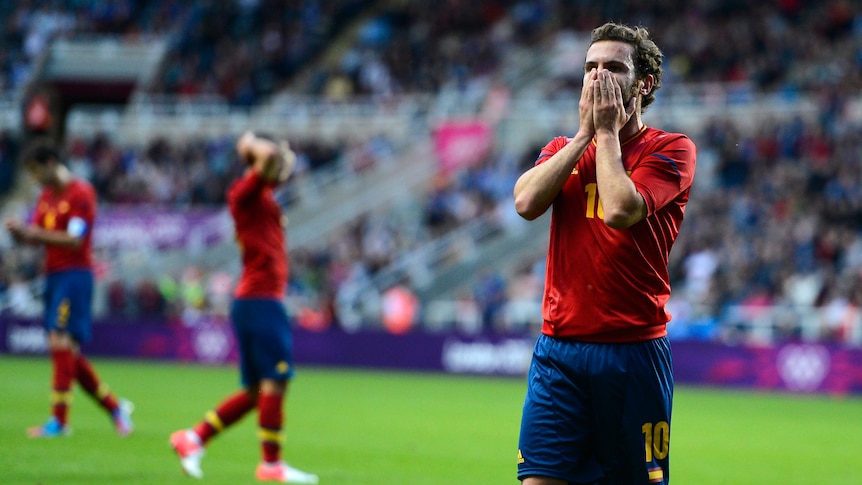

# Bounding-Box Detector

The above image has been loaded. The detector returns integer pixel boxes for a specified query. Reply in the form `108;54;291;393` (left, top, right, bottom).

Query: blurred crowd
2;1;860;101
4;100;860;345
58;131;382;205
1;0;861;346
307;0;862;104
668;100;862;346
0;0;373;104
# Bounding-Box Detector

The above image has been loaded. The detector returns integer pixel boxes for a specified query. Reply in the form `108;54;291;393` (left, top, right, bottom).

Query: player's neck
618;113;645;141
49;166;74;190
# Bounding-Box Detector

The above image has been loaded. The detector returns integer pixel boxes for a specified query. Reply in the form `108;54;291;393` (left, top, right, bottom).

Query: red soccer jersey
536;126;696;342
32;178;96;273
227;170;287;299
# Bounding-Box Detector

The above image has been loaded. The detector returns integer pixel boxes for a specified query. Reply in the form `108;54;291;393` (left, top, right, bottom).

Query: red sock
258;392;284;463
194;391;255;443
50;348;77;426
76;354;119;413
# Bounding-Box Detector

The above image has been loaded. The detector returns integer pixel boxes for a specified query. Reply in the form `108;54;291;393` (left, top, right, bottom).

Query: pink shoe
112;398;134;437
169;429;204;478
255;461;319;483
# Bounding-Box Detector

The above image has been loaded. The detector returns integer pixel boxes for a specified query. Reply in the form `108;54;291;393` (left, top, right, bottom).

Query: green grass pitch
1;355;861;484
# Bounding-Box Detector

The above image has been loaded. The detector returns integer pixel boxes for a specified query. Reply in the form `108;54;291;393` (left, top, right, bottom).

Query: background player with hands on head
513;22;697;485
170;131;318;484
6;137;134;439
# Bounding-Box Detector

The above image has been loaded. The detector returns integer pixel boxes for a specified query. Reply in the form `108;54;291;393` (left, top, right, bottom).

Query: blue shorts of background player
231;298;296;387
44;270;94;343
518;335;673;484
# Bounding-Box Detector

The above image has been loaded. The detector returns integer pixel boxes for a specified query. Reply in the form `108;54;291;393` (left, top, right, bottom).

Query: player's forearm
249;140;281;181
514;132;593;220
238;132;281;181
22;226;83;248
595;130;645;229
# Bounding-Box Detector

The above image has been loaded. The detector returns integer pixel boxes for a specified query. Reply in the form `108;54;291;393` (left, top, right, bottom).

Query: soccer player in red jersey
169;132;318;484
513;23;696;485
5;138;134;438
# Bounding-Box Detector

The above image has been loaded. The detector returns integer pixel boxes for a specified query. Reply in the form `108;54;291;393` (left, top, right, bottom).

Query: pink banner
432;120;494;173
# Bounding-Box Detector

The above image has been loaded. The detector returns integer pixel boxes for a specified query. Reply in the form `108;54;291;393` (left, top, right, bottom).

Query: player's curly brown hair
590;22;663;112
20;137;62;166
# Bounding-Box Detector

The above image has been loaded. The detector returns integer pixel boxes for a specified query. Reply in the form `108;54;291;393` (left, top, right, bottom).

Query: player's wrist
572;129;594;144
594;127;618;139
19;227;37;245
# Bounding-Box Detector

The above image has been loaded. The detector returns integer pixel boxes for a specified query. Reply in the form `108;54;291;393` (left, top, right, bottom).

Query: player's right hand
236;130;256;163
592;69;630;135
6;219;30;244
578;68;597;137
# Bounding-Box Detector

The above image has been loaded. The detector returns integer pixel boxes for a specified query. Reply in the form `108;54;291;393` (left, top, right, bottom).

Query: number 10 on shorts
642;421;669;462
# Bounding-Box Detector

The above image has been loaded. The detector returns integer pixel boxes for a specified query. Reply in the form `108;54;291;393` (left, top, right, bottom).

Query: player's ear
639;75;654;95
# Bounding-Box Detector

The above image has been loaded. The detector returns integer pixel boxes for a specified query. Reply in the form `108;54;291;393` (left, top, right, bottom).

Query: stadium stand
1;0;861;346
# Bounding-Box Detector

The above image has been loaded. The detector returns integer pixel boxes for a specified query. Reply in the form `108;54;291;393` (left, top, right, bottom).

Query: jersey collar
590;124;649;147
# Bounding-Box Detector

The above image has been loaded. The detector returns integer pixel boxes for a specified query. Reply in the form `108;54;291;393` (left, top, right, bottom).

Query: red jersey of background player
536;125;696;343
227;170;287;300
32;178;95;273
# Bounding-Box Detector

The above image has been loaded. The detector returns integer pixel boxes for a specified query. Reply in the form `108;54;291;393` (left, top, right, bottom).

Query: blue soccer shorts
231;298;296;387
43;270;94;343
517;334;673;484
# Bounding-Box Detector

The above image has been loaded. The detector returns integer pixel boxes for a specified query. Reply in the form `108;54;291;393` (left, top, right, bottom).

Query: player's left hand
277;140;296;182
592;70;633;134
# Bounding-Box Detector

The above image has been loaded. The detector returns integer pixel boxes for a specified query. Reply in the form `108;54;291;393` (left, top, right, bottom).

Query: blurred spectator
179;266;207;324
4;272;42;317
205;270;234;318
380;284;419;335
453;290;483;335
472;267;507;332
135;278;165;318
106;280;129;316
0;130;20;197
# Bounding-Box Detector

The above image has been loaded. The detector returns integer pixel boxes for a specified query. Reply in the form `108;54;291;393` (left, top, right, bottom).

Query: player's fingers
279;140;296;164
278;140;296;180
626;92;638;116
238;130;255;147
597;71;610;102
611;77;623;104
236;131;255;158
582;79;594;104
582;68;596;94
592;75;603;102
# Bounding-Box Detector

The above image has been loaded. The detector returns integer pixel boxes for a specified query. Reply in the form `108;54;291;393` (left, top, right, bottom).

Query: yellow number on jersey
584;183;604;219
583;171;632;219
